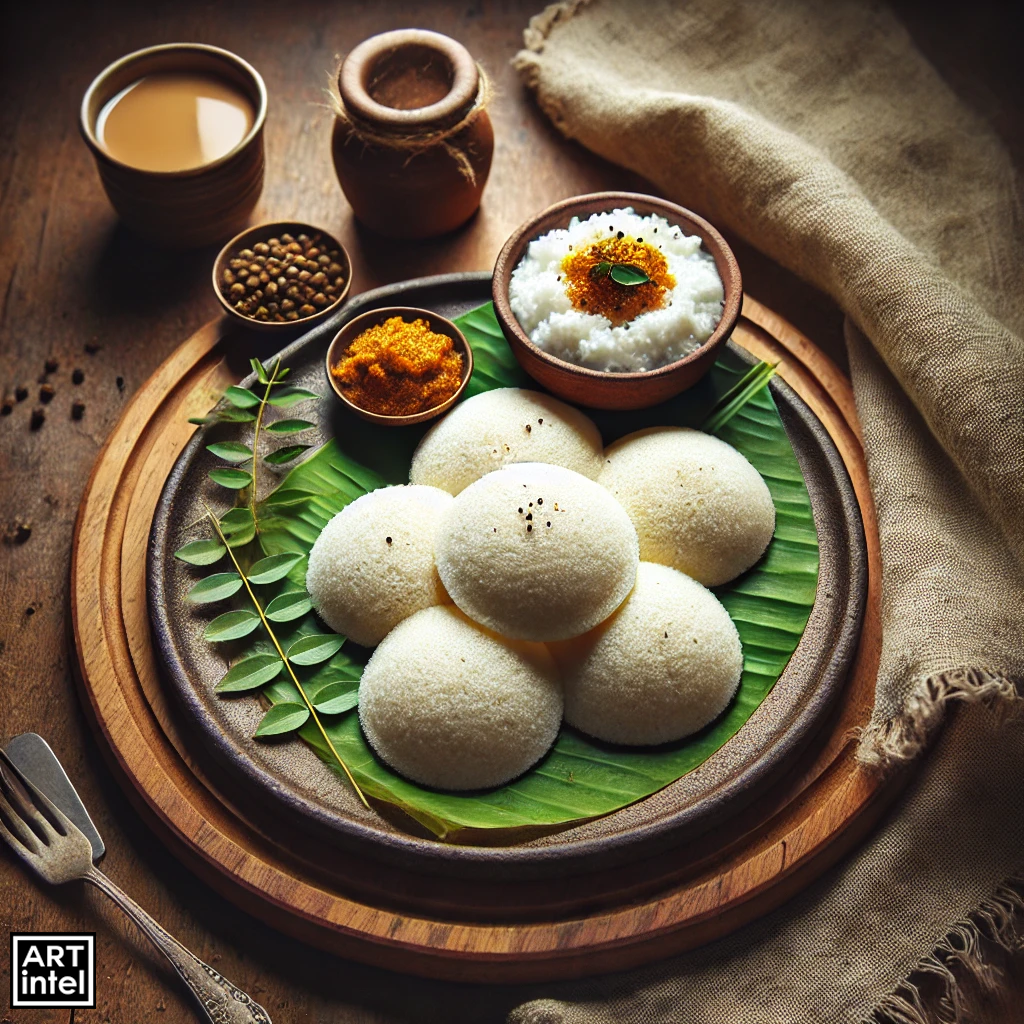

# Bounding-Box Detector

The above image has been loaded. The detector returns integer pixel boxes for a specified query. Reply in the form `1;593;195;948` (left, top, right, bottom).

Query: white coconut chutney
508;207;723;373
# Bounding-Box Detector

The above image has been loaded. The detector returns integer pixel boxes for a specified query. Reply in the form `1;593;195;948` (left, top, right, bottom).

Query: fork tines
0;746;68;851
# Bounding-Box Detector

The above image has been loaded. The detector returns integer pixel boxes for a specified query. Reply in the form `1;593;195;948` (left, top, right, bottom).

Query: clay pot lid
339;29;479;134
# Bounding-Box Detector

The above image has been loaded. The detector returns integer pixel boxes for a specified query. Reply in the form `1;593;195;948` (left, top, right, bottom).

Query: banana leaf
249;301;818;839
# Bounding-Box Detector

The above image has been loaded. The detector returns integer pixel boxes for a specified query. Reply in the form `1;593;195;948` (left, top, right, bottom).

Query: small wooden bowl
80;43;267;248
212;221;352;333
492;192;742;410
325;306;473;426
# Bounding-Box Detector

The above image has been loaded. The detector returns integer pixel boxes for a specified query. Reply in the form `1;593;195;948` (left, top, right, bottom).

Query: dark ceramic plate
148;272;866;881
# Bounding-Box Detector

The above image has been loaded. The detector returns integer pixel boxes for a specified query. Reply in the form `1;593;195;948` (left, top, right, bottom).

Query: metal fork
0;748;272;1023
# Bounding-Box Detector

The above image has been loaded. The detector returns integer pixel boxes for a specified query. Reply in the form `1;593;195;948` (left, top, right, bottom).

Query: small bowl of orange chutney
325;307;473;426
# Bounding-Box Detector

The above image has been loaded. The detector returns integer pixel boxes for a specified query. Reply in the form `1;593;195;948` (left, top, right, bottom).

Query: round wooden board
71;285;893;983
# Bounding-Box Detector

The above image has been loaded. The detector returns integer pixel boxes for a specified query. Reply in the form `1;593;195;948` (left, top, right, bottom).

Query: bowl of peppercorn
492;192;742;411
212;220;352;331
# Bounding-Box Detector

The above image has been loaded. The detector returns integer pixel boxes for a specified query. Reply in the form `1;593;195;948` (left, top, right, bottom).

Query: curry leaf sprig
181;503;367;808
188;357;318;540
177;359;364;806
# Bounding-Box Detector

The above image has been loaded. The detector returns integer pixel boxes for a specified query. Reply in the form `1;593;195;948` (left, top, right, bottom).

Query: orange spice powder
560;236;676;327
331;316;463;417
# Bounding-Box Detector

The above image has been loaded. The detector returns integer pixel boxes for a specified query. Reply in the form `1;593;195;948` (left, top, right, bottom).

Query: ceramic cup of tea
80;43;267;248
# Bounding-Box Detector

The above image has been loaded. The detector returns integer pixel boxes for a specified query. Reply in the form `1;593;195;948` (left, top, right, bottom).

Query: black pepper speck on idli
358;606;563;790
434;462;639;642
599;426;775;586
552;562;743;745
409;387;604;495
305;484;452;647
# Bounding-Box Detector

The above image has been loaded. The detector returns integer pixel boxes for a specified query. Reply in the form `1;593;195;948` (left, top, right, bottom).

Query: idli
409;387;604;495
553;562;743;745
435;462;639;642
599;427;775;586
359;606;563;790
305;484;452;647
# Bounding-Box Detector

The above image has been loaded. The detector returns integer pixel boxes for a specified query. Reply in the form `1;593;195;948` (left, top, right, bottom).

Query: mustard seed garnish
14;386;27;402
44;358;58;374
71;400;85;420
29;407;45;430
4;521;31;544
39;384;55;403
386;536;393;545
72;368;84;385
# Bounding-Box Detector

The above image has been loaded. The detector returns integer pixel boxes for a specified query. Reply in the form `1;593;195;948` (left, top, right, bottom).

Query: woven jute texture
508;0;1024;1020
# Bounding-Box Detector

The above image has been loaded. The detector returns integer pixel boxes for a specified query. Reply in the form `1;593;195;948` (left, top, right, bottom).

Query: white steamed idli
409;387;604;495
599;426;775;586
359;606;563;790
305;484;452;647
435;462;639;642
552;562;743;745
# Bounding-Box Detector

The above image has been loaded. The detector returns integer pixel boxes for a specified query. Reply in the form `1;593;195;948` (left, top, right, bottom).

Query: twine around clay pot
330;29;494;240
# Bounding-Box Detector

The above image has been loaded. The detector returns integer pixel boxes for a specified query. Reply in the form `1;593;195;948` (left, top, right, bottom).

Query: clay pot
80;43;266;249
331;29;493;240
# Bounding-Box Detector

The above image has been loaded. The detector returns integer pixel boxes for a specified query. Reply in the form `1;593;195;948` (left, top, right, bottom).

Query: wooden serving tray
71;277;892;982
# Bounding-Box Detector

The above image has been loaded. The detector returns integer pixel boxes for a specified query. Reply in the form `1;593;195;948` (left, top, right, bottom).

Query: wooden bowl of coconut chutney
492;191;742;411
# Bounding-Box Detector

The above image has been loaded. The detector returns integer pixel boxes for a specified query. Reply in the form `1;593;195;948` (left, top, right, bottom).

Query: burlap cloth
506;1;1024;1020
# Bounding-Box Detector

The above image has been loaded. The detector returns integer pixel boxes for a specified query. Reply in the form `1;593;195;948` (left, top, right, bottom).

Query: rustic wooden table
1;3;1021;1022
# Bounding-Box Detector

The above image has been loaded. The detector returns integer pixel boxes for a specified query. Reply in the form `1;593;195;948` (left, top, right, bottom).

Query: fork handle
84;865;272;1024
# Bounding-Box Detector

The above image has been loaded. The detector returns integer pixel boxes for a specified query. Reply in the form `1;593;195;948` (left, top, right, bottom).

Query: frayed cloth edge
512;0;592;122
864;877;1024;1024
857;668;1022;770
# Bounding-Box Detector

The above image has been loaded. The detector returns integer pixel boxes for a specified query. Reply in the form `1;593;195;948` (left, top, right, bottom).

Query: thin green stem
248;360;280;534
204;504;369;809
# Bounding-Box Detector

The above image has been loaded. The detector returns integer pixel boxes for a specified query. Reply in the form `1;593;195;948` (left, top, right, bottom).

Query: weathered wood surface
1;2;1021;1022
